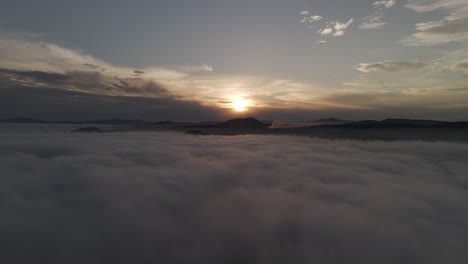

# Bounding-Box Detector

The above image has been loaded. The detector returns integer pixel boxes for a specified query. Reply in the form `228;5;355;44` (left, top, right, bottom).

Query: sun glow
232;98;248;112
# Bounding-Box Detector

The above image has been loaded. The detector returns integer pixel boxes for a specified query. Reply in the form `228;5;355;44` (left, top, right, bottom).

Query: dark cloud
0;67;229;121
0;84;224;121
0;132;467;263
0;68;172;97
132;70;145;77
83;63;100;69
454;62;468;71
0;68;69;83
447;86;468;92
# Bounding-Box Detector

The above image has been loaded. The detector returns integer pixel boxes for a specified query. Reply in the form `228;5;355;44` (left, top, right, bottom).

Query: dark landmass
89;117;468;142
144;117;468;142
219;117;270;129
310;117;354;124
58;119;148;125
72;127;104;133
3;116;468;142
333;119;457;128
185;130;209;135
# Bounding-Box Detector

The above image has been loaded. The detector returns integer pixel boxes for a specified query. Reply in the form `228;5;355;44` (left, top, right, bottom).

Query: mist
0;130;467;263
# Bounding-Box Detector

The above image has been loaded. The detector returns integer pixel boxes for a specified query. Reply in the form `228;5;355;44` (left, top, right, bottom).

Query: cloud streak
356;61;428;72
360;0;397;30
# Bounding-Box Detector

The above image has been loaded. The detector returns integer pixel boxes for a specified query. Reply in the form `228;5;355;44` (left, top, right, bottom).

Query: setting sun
232;98;248;112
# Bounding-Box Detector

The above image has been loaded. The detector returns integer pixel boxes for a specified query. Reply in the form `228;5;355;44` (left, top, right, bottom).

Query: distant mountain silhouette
312;117;353;123
0;117;48;123
72;127;103;133
58;119;148;125
219;117;269;129
150;121;194;126
334;119;468;128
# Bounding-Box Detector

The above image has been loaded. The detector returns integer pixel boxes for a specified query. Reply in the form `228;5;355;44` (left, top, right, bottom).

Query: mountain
72;127;103;133
334;119;468;128
0;117;48;123
219;117;269;129
311;118;353;124
57;119;148;125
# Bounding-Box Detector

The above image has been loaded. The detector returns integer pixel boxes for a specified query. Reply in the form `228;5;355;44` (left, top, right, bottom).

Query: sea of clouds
0;128;467;264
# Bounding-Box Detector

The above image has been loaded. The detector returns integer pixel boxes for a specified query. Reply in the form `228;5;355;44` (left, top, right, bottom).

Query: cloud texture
0;130;467;263
402;2;468;46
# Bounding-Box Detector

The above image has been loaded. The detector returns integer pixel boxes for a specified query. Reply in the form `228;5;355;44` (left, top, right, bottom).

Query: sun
232;98;248;112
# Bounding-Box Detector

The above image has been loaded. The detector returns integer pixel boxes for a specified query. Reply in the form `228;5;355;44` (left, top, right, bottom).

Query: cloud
0;81;225;121
373;0;397;8
402;2;468;46
0;32;323;115
299;11;353;39
356;61;428;72
453;62;468;72
446;86;468;92
405;0;467;12
300;15;323;23
360;0;397;30
0;33;188;82
0;132;467;263
177;64;214;73
359;22;388;29
300;10;309;15
318;18;354;37
0;68;173;98
319;27;334;36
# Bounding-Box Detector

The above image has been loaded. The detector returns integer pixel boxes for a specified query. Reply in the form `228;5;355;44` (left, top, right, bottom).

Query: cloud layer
0;131;467;263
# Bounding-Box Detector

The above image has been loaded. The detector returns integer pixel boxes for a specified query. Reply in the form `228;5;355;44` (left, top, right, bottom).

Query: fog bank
0;132;467;263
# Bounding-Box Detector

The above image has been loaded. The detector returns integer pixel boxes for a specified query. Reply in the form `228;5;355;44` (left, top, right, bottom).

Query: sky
1;0;468;121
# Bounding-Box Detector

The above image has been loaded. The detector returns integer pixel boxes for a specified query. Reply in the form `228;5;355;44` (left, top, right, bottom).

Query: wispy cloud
356;61;428;72
401;7;468;46
300;11;323;24
0;34;187;81
405;0;467;13
453;62;468;72
360;0;397;30
318;18;354;37
401;1;468;46
299;11;354;39
177;64;214;73
373;0;396;8
359;22;388;29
